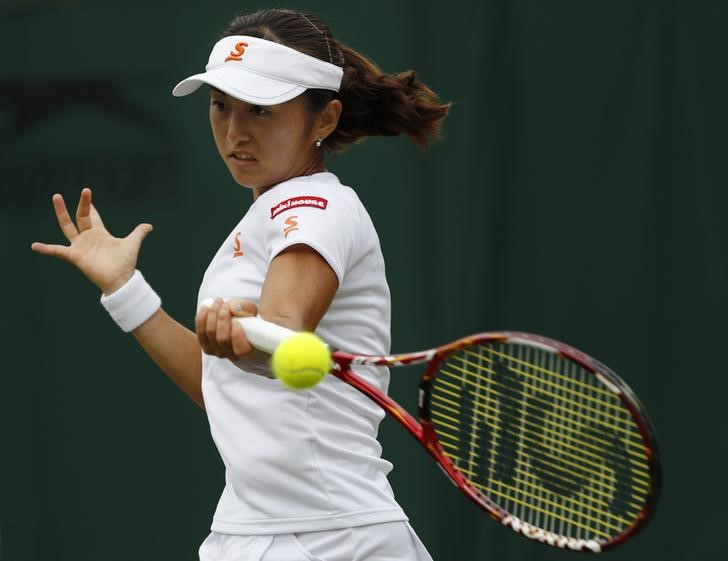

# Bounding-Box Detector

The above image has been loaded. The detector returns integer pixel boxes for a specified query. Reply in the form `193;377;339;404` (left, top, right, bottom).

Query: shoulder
254;173;367;282
256;172;363;222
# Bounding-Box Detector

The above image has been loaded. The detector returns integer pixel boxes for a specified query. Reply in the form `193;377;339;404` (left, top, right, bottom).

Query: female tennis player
32;9;449;561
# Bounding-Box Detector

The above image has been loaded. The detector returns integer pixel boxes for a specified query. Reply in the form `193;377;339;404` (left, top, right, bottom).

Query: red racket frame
329;331;661;553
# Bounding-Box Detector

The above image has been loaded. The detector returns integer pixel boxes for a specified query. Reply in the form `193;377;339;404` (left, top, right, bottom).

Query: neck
251;161;326;200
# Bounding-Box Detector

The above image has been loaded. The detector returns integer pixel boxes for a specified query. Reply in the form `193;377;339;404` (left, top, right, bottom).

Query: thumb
229;299;258;317
127;223;153;245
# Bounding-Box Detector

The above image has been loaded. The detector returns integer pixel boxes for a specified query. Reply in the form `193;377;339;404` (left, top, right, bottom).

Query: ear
313;99;343;142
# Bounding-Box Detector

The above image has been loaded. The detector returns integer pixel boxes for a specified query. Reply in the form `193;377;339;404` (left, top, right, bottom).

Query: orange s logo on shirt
233;232;244;257
225;42;249;62
284;216;299;238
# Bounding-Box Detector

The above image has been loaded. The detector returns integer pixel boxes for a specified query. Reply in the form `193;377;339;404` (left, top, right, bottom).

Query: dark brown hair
220;9;450;152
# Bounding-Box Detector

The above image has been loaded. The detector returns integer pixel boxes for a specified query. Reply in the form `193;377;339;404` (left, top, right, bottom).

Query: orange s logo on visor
225;41;249;62
284;216;299;239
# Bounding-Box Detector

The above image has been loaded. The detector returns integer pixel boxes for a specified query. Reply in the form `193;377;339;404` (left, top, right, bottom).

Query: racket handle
234;316;296;354
199;298;297;353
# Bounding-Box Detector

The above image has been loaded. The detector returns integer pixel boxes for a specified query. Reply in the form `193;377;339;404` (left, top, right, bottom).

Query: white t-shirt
197;172;407;534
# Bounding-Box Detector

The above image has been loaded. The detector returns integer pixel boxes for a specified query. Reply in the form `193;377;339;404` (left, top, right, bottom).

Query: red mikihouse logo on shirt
270;196;328;219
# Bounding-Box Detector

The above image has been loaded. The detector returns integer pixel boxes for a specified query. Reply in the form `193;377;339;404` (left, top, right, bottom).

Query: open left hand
31;188;153;294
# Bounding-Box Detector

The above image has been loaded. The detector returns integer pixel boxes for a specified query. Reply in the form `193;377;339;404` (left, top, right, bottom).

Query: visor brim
172;67;306;105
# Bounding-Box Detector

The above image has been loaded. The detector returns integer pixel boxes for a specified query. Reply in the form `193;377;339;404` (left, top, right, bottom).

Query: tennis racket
226;313;661;553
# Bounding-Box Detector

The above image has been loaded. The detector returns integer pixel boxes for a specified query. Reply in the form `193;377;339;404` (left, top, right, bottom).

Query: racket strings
432;400;647;503
429;341;653;543
434;373;650;478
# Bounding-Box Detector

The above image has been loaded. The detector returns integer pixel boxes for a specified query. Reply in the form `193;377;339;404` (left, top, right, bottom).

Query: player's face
209;89;323;198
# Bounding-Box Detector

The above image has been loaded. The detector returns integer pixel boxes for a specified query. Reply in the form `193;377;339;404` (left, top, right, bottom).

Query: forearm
131;308;204;408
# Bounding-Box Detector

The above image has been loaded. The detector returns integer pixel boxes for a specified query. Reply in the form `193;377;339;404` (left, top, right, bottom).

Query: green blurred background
1;0;726;559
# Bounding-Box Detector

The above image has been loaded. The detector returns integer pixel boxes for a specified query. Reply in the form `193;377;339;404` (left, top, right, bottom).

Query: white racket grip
234;316;297;354
199;298;296;353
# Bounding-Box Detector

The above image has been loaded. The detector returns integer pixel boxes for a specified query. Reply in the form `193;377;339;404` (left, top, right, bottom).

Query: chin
228;170;258;189
233;178;256;189
231;175;274;197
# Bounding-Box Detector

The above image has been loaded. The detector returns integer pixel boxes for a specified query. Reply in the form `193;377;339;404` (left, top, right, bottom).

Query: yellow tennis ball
271;332;331;390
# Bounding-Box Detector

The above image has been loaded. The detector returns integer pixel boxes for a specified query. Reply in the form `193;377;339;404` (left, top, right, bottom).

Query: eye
250;105;270;116
211;99;226;111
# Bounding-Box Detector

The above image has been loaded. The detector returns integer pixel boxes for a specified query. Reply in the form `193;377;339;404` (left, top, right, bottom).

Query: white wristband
100;270;161;332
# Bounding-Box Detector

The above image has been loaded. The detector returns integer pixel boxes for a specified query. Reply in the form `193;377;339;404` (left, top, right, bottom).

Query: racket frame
223;305;661;553
329;331;661;553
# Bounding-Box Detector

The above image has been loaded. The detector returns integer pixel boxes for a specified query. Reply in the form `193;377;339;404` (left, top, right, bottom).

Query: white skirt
198;521;433;561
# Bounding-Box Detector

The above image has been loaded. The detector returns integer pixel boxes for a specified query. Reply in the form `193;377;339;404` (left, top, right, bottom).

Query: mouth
229;151;258;166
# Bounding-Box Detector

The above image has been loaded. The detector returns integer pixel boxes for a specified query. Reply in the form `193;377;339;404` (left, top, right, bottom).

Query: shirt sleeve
262;183;360;285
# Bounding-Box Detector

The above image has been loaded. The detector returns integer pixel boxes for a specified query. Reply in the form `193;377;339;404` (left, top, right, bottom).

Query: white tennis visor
172;35;344;105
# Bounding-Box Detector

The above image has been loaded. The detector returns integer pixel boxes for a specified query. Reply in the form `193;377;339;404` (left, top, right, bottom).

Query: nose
226;106;252;144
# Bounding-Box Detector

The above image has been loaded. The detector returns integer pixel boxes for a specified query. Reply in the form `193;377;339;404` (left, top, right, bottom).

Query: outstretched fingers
89;203;106;228
126;223;153;247
30;242;71;261
52;193;79;241
75;187;94;231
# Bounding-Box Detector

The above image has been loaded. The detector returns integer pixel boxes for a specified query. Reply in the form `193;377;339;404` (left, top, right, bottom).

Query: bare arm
131;309;204;408
259;244;339;330
196;243;339;366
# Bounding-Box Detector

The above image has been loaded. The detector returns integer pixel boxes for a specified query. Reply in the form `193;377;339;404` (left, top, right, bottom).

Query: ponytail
324;44;451;152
